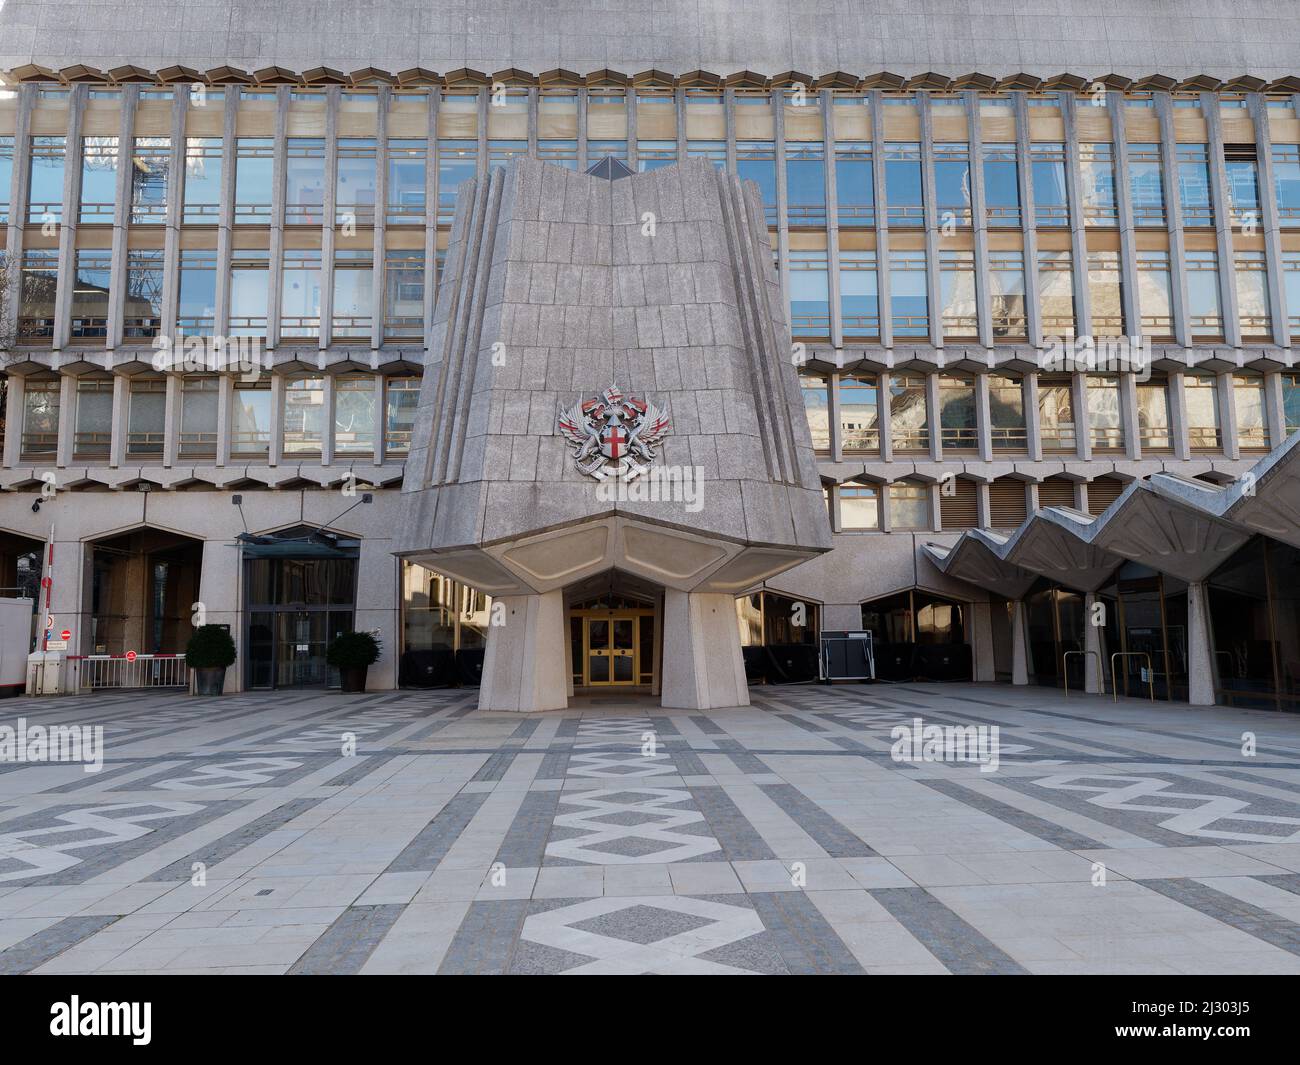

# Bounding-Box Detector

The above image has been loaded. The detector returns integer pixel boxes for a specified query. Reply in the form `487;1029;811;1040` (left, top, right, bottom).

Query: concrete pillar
1083;591;1102;694
196;537;241;692
1014;93;1044;349
478;590;568;712
1011;598;1029;685
1187;580;1215;707
660;589;749;710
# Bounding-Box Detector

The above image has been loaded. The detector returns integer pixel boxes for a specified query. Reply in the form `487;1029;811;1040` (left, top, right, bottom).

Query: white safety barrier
71;654;188;690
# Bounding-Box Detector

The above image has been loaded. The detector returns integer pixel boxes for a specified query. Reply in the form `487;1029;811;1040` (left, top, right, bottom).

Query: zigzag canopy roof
923;433;1300;595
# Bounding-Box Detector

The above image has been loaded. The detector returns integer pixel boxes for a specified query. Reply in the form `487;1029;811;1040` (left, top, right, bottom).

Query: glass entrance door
584;616;636;685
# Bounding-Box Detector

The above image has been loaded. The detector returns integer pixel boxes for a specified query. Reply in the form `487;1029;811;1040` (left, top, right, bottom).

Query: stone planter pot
193;666;226;696
338;665;368;693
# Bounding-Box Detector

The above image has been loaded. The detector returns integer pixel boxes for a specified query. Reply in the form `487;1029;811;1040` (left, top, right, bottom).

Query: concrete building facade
1;2;1299;710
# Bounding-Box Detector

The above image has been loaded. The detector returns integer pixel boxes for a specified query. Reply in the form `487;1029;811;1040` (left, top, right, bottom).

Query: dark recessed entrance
242;525;358;689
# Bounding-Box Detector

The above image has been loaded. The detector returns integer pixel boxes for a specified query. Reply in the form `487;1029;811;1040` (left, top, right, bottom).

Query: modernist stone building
0;2;1298;711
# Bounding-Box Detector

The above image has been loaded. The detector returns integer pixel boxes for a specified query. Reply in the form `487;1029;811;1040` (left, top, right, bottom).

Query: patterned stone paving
3;683;1300;974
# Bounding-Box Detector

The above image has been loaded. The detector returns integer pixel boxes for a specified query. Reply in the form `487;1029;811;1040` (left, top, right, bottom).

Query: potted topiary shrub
327;631;382;693
186;625;236;696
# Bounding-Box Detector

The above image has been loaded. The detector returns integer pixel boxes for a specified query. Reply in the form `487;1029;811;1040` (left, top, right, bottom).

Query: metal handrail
1062;649;1105;697
1110;651;1155;703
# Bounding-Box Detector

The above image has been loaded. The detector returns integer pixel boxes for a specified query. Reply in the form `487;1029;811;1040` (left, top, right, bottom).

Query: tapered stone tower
396;156;832;711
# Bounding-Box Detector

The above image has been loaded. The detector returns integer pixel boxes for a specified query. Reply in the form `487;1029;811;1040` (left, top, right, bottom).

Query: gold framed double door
572;608;656;688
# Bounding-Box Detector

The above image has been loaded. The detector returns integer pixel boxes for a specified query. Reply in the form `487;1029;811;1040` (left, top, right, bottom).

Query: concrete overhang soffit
1088;479;1254;583
1218;433;1300;550
921;536;1038;599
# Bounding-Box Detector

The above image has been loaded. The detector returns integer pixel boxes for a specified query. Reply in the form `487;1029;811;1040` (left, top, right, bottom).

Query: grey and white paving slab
2;683;1300;974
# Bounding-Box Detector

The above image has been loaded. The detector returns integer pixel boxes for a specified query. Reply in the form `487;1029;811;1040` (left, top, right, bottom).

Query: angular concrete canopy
397;157;832;711
928;433;1300;596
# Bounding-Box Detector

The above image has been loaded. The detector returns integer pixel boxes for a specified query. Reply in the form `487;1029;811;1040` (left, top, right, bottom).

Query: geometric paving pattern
3;683;1300;974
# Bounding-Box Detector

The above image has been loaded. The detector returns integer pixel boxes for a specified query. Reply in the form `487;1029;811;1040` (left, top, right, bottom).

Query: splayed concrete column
478;590;568;713
660;590;749;710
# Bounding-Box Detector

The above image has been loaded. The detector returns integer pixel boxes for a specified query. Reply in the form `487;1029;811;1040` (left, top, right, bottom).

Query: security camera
31;499;41;513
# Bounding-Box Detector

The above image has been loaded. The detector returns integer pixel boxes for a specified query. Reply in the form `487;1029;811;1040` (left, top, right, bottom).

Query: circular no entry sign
125;650;137;663
60;629;71;640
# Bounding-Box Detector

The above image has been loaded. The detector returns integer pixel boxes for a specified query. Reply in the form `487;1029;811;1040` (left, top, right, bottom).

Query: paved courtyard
2;683;1300;974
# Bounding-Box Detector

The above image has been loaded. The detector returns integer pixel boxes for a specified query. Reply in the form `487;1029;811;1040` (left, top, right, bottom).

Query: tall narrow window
1137;251;1173;339
1037;250;1075;339
281;249;322;338
938;374;977;452
1272;145;1300;226
437;140;477;223
587;89;628;161
232;380;271;457
784;142;825;226
1224;145;1261;228
983;144;1020;227
179;376;219;460
123;250;164;338
890;250;928;337
73;376;113;459
1087;250;1124;337
386;139;427;225
334;374;377;456
332;250;373;338
834;142;874;226
939;251;977;339
932;143;971;227
1137;379;1172;452
229;250;270;337
839;373;879;453
27;136;66;224
1184;373;1222;451
283;376;326;455
335;138;377;227
71;249;112;339
384;376;420;455
1177;145;1214;227
1186;250;1223;338
183;137;223;223
1283;371;1300;434
884;142;923;226
130;137;170;223
989;374;1027;452
79;136;118;222
989;251;1027;338
737;141;777;224
1284;252;1300;332
1127;143;1166;226
0;136;14;223
176;250;217;337
126;377;166;457
21;377;61;458
19;249;59;339
889;374;929;453
233;138;274;223
537;90;577;169
1234;252;1271;338
284;138;326;224
1030;143;1069;226
384;250;424;339
1086;375;1124;451
788;251;829;337
838;250;878;338
1233;374;1268;452
1038;375;1076;452
798;371;829;451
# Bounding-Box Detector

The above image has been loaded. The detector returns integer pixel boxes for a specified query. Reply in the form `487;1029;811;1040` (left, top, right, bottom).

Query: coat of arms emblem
558;385;671;481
